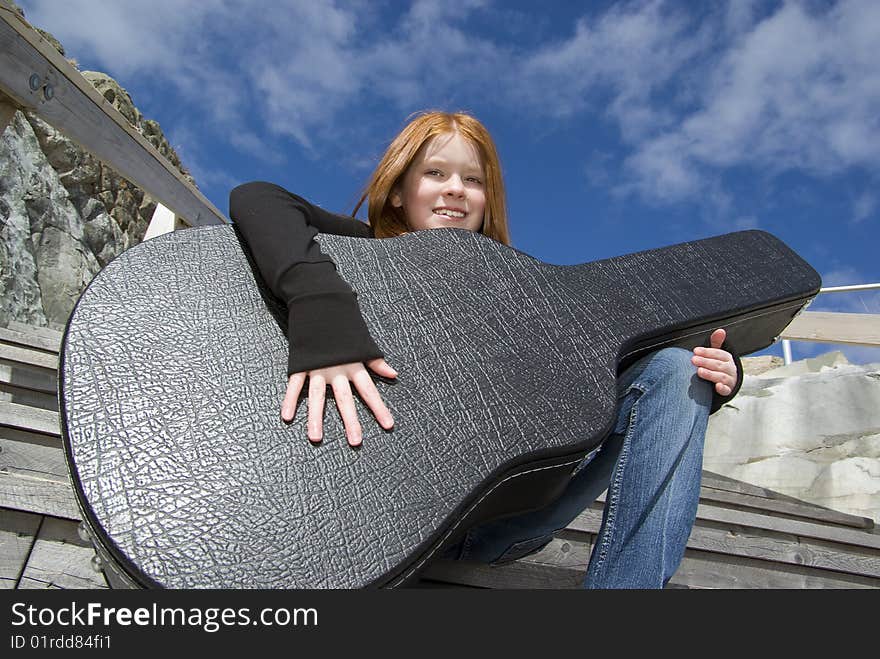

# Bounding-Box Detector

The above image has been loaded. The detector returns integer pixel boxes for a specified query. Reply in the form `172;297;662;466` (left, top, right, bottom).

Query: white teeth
435;209;465;218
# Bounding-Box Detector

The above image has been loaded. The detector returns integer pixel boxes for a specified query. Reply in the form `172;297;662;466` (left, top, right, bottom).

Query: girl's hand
692;328;738;396
281;358;397;447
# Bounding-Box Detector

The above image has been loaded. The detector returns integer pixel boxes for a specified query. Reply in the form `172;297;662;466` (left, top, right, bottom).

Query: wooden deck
2;321;878;589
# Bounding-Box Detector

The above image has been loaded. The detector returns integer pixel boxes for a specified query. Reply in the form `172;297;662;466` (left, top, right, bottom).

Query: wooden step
0;343;58;372
0;511;108;589
0;400;60;437
570;505;880;579
4;321;64;349
0;325;61;354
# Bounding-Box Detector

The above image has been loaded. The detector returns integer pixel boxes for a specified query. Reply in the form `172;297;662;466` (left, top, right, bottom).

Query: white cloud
622;0;880;202
515;0;706;138
20;0;505;154
853;193;876;224
17;0;880;207
22;0;224;75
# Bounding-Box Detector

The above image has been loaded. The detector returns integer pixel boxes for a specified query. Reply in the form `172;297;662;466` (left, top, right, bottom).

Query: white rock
705;355;880;523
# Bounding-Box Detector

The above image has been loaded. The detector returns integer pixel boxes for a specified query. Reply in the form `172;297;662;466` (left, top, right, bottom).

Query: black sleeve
229;181;384;375
709;348;744;414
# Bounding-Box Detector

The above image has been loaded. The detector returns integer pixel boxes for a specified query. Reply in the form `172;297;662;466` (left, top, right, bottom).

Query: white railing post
143;203;178;241
782;339;793;365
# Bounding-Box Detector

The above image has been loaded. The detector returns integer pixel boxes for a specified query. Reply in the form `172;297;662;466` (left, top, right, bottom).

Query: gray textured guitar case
60;226;820;588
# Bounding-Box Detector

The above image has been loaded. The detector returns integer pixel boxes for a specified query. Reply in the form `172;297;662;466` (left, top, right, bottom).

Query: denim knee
650;347;696;377
625;347;712;413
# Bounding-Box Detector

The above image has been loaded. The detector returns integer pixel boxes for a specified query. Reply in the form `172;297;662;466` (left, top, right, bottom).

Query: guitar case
59;226;820;588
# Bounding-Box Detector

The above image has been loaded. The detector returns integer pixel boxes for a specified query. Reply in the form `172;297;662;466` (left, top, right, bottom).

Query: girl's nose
445;175;465;197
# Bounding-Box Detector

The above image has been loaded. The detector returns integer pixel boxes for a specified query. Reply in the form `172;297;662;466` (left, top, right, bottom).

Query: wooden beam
0;4;227;227
670;548;880;589
0;90;17;134
698;485;874;529
781;311;880;346
691;503;880;550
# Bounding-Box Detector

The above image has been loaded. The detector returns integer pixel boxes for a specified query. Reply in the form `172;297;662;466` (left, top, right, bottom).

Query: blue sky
19;0;880;364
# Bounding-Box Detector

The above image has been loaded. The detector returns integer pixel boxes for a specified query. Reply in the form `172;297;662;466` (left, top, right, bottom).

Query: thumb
710;328;727;350
367;358;398;379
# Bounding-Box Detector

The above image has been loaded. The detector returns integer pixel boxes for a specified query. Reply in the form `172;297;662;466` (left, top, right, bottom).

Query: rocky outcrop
706;352;880;523
0;5;193;330
0;112;99;327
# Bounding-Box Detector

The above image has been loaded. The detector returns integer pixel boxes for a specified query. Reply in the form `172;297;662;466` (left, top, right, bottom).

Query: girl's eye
466;176;483;184
426;169;442;177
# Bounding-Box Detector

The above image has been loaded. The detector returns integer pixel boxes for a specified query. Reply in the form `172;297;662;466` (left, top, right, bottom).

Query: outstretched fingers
307;373;326;443
282;373;306;422
353;369;395;430
331;374;363;447
285;361;396;447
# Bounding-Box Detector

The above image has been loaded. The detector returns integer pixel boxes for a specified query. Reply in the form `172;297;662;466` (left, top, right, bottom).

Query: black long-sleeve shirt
229;181;384;375
228;180;742;411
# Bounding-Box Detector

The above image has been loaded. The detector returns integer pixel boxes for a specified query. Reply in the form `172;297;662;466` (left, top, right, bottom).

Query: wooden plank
700;471;859;518
573;499;880;552
422;558;582;589
0;325;61;353
5;321;63;347
701;470;795;500
0;425;61;448
699;485;874;530
689;520;880;580
0;382;57;411
0;435;69;481
597;477;875;532
519;529;594;570
0;508;41;589
0;363;58;395
781;311;880;346
692;503;880;551
0;343;58;371
0;362;58;411
18;517;108;589
669;548;880;589
0;400;60;436
568;507;880;580
0;6;225;228
423;530;880;589
0;472;80;520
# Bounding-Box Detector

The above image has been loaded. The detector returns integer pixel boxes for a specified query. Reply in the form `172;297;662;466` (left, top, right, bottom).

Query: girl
230;111;741;588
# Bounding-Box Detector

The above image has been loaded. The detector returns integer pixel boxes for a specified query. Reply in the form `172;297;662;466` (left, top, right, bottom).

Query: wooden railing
0;0;226;230
779;284;880;363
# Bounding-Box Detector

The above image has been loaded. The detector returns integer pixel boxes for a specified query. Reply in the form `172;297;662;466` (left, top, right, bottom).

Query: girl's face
391;131;486;233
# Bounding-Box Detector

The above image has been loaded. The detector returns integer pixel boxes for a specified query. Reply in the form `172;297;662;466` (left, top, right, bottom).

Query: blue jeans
446;347;712;589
